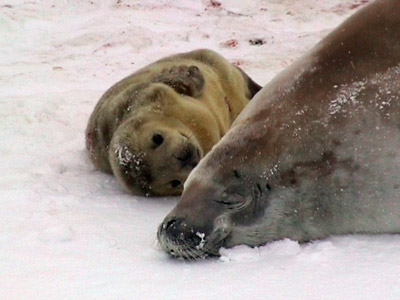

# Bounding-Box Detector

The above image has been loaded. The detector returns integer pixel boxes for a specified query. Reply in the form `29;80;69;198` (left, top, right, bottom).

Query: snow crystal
115;144;145;171
115;144;134;167
195;232;206;250
329;80;367;115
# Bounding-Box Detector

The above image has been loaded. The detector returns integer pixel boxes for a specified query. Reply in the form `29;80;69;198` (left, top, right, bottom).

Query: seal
158;0;400;259
86;49;261;196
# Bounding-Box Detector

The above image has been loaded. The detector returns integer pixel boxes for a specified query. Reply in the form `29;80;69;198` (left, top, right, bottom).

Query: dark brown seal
158;0;400;259
86;49;261;196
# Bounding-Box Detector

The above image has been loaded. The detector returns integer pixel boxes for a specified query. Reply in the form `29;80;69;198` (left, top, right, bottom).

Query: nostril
162;217;197;244
161;217;206;247
163;218;185;240
164;218;179;231
177;149;193;162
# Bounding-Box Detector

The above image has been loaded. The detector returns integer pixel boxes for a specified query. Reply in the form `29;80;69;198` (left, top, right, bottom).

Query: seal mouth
157;223;231;260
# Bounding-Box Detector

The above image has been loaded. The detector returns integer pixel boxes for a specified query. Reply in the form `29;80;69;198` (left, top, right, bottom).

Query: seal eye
170;180;181;188
152;134;164;146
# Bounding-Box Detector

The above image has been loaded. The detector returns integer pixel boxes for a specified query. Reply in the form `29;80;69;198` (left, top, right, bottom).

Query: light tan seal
158;0;400;259
86;49;261;196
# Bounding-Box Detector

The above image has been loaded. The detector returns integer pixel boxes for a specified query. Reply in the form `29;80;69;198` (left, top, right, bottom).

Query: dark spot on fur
117;106;126;123
256;183;262;193
233;170;241;178
101;123;111;145
281;151;359;187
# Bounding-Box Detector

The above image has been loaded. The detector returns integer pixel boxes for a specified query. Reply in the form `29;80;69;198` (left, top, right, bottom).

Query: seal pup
158;0;400;259
86;49;261;196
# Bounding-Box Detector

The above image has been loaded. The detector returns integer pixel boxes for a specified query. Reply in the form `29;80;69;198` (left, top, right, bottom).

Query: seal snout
176;142;201;169
158;216;212;259
161;217;201;245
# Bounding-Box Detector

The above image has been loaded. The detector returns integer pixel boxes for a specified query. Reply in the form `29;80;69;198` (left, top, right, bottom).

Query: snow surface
2;0;400;299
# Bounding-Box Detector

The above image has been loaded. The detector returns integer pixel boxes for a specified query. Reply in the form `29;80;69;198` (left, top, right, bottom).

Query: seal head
86;49;261;196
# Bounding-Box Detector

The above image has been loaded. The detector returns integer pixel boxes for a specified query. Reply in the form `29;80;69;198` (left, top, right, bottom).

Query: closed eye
213;193;248;210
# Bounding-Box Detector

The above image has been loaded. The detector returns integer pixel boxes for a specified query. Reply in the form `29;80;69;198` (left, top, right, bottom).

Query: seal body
158;0;400;259
86;49;261;196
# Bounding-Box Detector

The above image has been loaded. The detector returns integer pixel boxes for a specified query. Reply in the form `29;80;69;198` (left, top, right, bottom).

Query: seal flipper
235;66;262;99
152;65;205;98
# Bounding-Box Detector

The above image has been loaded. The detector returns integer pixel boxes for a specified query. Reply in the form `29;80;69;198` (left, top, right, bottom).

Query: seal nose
163;217;186;241
161;217;202;245
164;218;180;233
178;149;193;162
177;144;200;168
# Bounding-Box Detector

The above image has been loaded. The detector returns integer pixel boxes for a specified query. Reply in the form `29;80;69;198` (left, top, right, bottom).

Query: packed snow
2;0;400;299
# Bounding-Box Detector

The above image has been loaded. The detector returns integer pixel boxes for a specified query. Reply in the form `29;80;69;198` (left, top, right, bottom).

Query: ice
3;0;400;299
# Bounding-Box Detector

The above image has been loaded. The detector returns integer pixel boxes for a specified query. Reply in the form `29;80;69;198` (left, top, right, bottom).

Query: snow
328;80;367;115
1;0;400;299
